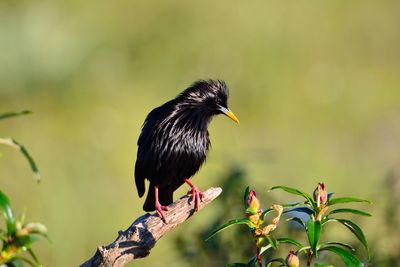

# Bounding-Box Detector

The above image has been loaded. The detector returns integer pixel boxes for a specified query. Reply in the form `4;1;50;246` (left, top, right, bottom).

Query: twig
80;187;222;267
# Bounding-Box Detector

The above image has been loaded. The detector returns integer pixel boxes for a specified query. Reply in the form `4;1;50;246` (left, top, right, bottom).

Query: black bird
134;79;239;222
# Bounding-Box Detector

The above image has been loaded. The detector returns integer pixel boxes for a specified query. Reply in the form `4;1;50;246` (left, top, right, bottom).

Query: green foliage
0;110;40;182
323;219;370;260
328;198;371;206
0;190;16;235
326;208;371;217
0;191;47;266
207;183;371;266
0;111;46;266
259;237;303;256
270;186;316;210
0;111;33;121
206;218;254;241
306;219;321;256
0;138;41;182
318;246;363;267
174;167;257;267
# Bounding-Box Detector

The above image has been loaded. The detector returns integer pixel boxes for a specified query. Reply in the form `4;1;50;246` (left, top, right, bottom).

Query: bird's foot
155;202;169;223
186;186;205;211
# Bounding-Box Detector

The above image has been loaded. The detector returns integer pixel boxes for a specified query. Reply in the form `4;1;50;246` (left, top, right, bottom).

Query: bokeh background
1;0;400;266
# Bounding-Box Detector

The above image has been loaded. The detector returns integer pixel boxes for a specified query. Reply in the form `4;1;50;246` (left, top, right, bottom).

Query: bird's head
178;79;240;124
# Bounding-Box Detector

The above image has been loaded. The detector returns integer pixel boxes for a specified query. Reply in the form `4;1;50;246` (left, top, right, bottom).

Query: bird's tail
143;183;174;212
134;161;145;197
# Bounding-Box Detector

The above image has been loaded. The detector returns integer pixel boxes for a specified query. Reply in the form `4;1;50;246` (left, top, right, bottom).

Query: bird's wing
135;103;172;197
137;103;172;146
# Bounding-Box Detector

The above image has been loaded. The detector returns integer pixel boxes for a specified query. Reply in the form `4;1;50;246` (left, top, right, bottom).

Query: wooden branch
80;187;222;267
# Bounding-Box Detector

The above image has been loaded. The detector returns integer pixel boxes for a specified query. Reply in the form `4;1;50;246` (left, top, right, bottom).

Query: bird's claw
187;186;205;211
155;203;169;223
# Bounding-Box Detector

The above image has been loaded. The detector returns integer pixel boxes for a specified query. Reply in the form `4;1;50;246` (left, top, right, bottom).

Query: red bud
246;190;260;214
313;182;327;206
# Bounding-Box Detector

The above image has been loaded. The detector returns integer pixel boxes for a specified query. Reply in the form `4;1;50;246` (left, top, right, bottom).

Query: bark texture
80;187;222;267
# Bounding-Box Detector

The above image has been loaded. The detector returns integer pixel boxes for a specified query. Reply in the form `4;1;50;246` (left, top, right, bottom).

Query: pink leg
184;179;205;211
154;186;169;223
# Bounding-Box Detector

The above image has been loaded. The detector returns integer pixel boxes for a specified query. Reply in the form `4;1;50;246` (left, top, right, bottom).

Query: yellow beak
225;110;240;124
218;106;240;124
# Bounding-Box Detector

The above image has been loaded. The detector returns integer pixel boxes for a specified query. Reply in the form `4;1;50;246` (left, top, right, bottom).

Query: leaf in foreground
327;208;371;217
328;197;371;205
0;190;16;234
259;237;303;256
306;219;321;256
206;218;253;241
319;245;363;267
320;241;355;252
0;110;32;121
0;137;41;182
270;186;315;209
325;218;370;260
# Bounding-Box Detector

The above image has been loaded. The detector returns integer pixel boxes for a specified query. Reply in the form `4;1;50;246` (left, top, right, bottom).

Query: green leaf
259;237;303;256
314;264;334;267
270;185;315;209
206;218;253;241
327;208;371;217
26;222;50;243
0;137;41;182
15;232;34;249
282;201;307;208
319;245;364;267
246;257;258;267
306;219;315;248
328;197;371;205
243;186;250;210
320;241;355;252
12;256;38;267
296;246;311;254
8;258;25;267
261;207;273;218
337;219;370;259
267;235;278;249
25;222;47;236
0;190;16;234
27;248;40;264
259;243;273;256
314;221;322;250
286;217;306;229
306;219;321;256
325;218;370;260
277;237;303;248
0;110;32;121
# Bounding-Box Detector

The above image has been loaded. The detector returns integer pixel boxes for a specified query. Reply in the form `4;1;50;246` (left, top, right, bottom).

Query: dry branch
80;187;222;267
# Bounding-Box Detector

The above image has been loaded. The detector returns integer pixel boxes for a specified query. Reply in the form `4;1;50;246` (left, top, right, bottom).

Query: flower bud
248;213;260;226
286;250;299;267
25;222;47;234
313;182;327;206
246;190;260;214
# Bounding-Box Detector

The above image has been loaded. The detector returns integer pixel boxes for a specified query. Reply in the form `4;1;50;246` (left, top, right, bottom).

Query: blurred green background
1;0;399;266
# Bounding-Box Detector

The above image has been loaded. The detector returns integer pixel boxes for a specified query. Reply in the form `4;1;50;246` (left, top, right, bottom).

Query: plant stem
256;247;262;267
306;249;313;266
